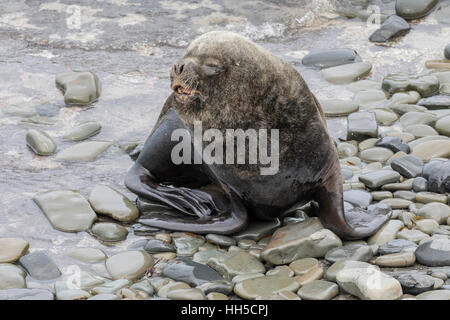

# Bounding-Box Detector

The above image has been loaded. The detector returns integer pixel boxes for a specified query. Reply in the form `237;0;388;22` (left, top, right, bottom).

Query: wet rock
91;223;128;242
353;89;386;109
321;62;372;84
19;251;61;281
392;104;428;115
0;264;26;290
88;184;139;222
416;219;439;235
397;229;429;243
144;239;175;253
418;95;450;109
295;266;324;286
0;238;29;263
302;49;361;69
416;192;447;204
266;265;294;277
167;288;206;300
130;279;154;295
373;108;398;126
374;251;416;267
411;140;450;162
105;250;154;280
261;218;342;265
390;155;423;178
381;178;414;191
360;147;393;163
343;190;372;208
67;248;106;263
412;177;428;192
368;219;404;245
416;290;450;300
416;202;450;224
369;15;410;43
207;292;229;300
325;260;377;282
395;0;439;20
197;280;233;295
193;249;226;265
359;169;400;188
207;251;265;279
404;124;439;138
173;234;205;256
399;112;438;127
54;281;91;300
415;239;450;267
289;258;319;276
325;243;373;263
234;275;299;300
0;288;53;300
394;190;416;202
336;267;403;300
424;160;450;193
26;129;57;156
435;115;450;137
378;239;418;255
347;112;378;140
119;141;142;154
297;280;339;300
55;71;101;106
63;122;101;141
382;74;439;97
55;141;112;162
388;91;421;107
162;258;223;286
395;273;435;295
205;234;236;247
232;219;281;241
319;99;358;116
372;191;393;201
337;142;358;158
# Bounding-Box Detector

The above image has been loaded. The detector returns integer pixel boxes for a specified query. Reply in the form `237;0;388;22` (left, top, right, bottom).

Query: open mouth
174;85;195;96
172;83;202;103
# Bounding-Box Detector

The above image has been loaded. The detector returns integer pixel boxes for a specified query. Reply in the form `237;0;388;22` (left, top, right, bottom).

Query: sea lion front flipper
125;108;248;234
314;169;391;240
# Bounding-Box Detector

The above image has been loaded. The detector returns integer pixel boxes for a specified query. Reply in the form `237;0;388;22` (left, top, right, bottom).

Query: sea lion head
170;31;307;128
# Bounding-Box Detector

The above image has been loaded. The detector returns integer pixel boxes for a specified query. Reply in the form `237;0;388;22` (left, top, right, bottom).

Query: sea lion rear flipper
314;170;391;240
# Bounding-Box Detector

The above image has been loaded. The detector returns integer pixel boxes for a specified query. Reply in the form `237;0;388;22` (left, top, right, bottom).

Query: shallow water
0;0;449;287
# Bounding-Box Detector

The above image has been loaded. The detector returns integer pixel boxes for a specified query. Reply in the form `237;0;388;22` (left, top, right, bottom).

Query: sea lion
125;31;391;239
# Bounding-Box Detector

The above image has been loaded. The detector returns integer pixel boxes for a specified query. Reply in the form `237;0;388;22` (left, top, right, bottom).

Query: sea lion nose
173;60;185;76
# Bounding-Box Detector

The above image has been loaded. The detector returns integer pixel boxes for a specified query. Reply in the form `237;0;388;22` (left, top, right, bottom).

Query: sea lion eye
201;64;225;77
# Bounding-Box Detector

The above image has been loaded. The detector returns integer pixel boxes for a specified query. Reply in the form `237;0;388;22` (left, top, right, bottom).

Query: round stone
55;141;113;162
435;115;450;136
415;219;439;235
26;129;57;156
297;280;339;300
91;222;128;242
105;250;154;280
19;251;61;281
416;203;450;224
0;264;26;290
325;244;373;263
167;288;206;300
0;238;29;263
404;124;439;139
234;275;300;300
67;248;106;263
320;99;358;116
415;238;450;267
374;251;416;267
411;140;450;162
207;292;229;300
325;260;377;282
207;251;265;279
395;0;439;20
321;62;372;84
289;258;319;276
63;121;101;141
205;234;236;247
395;273;435;295
368;220;404;246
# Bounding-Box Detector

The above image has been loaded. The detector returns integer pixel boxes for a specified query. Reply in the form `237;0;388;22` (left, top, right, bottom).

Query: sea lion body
126;31;391;239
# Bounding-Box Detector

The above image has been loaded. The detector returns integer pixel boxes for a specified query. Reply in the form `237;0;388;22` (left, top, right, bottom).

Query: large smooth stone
435;116;450;137
387;91;421;107
360;147;394;163
343;190;372;208
261;218;342;265
0;238;29;263
162;258;223;287
369;15;410;43
297;280;339;300
205;234;236;247
399;112;438;127
353;89;386;109
144;239;175;253
19;251;61;281
91;222;128;242
207;251;265;279
397;229;429;243
325;243;373;263
105;250;154;280
395;0;439;20
376;136;410;154
368;219;404;246
234;275;299;300
319;99;358;116
416;203;450;224
382;73;439;97
404;124;439;138
88;185;139;222
67;248;106;263
390;155;423;178
378;239;418;255
359;170;400;188
33;190;97;232
321;62;372;84
418;95;450;109
0;288;53;300
394;273;435;295
416;290;450;300
55;141;112;162
173;234;205;256
347;80;380;93
415;239;450;267
302;49;361;69
63;122;101;141
373;108;398;125
374;251;416;267
167;288;206;300
55;71;101;105
325;261;377;282
336;267;403;300
232;219;281;241
411;140;450;162
392;104;428;115
26;129;57;156
347;112;378;140
0;264;26;290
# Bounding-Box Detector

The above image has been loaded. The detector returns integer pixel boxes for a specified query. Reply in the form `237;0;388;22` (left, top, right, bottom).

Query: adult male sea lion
125;31;391;239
